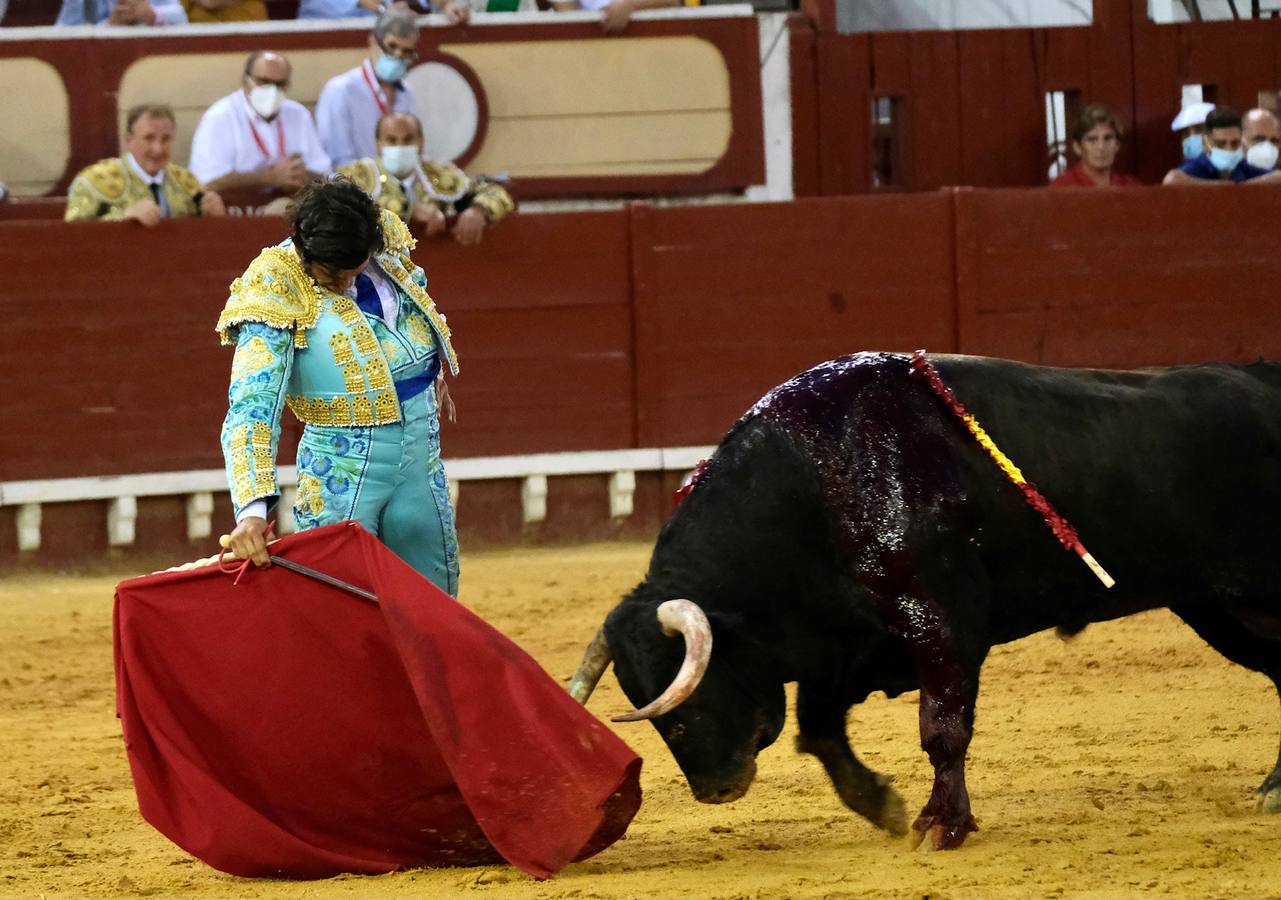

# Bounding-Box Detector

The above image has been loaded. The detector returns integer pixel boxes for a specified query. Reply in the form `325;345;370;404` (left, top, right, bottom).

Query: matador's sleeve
64;163;127;222
467;176;515;224
221;322;295;518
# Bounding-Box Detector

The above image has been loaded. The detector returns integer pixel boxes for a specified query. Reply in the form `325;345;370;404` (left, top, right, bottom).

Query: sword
218;535;380;604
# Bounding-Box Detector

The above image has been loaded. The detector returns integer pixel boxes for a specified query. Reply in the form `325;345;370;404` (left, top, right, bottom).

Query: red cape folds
113;521;641;880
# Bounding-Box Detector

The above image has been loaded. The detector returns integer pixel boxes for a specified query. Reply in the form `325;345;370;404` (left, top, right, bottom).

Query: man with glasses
189;51;331;202
316;9;436;168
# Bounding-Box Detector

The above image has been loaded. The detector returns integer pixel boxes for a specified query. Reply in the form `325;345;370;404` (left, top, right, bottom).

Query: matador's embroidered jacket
216;210;459;518
65;157;205;222
338;157;515;224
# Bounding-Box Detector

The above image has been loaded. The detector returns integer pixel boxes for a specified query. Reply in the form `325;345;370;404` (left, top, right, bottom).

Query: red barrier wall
953;185;1281;367
0;210;639;482
630;194;958;445
4;188;1281;490
419;209;638;455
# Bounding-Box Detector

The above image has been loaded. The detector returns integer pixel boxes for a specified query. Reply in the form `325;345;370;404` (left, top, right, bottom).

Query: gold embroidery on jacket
330;333;355;366
286;393;401;427
229;426;255;507
251;422;276;497
218;247;321;349
342;361;366;394
231;336;278;381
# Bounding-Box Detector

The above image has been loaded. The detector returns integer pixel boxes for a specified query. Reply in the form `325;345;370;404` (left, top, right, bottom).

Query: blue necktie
354;273;382;319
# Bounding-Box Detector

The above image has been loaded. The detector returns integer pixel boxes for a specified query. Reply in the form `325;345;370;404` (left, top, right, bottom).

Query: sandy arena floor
2;542;1279;900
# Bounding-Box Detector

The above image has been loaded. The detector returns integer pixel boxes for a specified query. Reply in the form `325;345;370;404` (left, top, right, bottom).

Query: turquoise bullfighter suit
216;211;460;595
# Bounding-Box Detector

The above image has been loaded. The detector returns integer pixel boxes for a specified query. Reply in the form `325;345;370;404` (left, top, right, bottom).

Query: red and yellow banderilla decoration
910;350;1115;589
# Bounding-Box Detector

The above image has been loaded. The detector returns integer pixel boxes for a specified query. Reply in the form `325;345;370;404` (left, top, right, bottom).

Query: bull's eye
666;722;686;741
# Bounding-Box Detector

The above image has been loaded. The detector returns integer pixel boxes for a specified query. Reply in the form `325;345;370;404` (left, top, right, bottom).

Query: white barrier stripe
0;447;715;507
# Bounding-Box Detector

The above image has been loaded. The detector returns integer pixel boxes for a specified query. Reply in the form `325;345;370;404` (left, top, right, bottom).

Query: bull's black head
603;586;786;803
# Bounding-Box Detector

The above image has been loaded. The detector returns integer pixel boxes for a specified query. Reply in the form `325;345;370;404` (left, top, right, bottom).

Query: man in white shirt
189;51;332;198
315;8;419;168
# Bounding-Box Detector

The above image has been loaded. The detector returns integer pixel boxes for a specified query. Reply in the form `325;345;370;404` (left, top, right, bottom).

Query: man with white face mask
338;112;514;246
188;51;331;199
1163;106;1281;185
1242;108;1281;171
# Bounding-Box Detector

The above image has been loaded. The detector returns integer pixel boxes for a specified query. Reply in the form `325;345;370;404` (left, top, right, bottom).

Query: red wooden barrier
630;194;958;446
0;210;636;482
4;188;1281;488
952;185;1281;367
418;209;638;456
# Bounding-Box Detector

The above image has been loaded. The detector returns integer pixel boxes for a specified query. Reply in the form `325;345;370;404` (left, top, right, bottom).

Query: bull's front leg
796;682;907;835
879;592;982;850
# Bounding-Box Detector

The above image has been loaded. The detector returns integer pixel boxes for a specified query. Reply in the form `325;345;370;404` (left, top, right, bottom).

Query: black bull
569;351;1281;850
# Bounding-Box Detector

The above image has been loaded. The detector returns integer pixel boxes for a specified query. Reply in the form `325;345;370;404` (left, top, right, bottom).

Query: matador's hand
224;516;271;567
435;374;457;424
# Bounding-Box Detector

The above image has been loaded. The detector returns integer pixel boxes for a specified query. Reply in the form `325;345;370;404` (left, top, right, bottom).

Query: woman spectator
1051;104;1142;188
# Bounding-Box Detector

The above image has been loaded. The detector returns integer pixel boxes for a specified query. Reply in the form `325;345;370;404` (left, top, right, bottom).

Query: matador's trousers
293;371;459;596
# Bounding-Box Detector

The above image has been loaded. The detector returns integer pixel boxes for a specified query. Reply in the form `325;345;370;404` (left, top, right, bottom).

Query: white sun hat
1171;101;1216;131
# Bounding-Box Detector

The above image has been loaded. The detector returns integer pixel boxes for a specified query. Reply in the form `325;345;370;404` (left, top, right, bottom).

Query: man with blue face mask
1171;101;1214;163
1164;106;1281;185
316;8;423;168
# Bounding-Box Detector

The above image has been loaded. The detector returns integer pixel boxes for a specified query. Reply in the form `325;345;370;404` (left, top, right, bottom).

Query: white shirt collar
401;164;428;198
126;153;165;187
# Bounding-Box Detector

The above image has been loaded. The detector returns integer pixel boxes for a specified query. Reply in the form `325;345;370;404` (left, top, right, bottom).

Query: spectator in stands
316;9;424;168
56;0;187;25
188;51;331;208
1171;101;1214;162
1163;106;1281;185
339;112;514;246
1242;107;1281;171
182;0;265;22
551;0;678;33
1050;104;1141;188
298;0;469;24
66;104;225;225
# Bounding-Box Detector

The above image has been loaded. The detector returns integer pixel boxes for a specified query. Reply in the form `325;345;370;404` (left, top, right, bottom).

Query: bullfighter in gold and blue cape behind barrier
215;177;459;594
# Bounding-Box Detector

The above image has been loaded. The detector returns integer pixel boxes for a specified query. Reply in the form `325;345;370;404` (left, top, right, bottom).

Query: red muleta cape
113;521;641;880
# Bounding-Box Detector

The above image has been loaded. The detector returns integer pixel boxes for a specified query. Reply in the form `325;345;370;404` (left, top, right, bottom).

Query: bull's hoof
907;814;978;851
1256;787;1281;814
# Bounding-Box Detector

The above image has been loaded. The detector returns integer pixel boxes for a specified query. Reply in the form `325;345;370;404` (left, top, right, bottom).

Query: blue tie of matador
354;273;382;319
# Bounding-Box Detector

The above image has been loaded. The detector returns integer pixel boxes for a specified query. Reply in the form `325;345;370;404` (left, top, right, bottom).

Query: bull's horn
568;627;612;705
612;599;712;723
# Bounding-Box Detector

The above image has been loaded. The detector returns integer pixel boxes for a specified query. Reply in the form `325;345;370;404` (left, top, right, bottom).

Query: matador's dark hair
289;176;385;271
